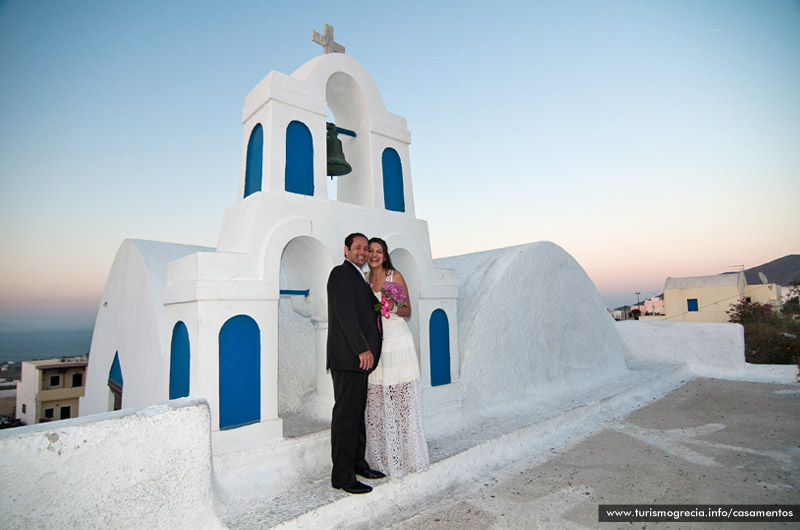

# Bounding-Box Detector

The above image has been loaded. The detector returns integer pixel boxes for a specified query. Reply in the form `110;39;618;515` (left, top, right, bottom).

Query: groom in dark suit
327;232;386;494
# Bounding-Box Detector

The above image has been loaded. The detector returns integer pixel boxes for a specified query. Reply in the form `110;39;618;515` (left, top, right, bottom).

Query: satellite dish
758;272;768;284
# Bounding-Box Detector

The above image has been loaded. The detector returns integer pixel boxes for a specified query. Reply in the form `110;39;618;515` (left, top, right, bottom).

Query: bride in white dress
364;237;430;478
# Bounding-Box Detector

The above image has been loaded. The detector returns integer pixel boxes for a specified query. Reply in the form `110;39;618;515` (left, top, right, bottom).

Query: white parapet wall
0;398;226;530
616;320;798;383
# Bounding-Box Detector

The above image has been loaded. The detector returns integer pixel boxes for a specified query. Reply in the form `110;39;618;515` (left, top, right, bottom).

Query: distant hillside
722;255;800;286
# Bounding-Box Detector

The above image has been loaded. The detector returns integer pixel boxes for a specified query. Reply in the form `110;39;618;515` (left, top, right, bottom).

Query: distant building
610;306;631;321
0;381;17;417
16;357;88;425
663;272;782;323
744;283;783;308
644;294;664;316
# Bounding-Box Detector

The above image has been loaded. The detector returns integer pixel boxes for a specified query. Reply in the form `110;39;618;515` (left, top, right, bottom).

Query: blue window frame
108;351;124;411
285;121;314;196
244;124;263;197
169;321;190;399
429;309;451;386
109;351;124;388
382;148;405;212
687;299;699;312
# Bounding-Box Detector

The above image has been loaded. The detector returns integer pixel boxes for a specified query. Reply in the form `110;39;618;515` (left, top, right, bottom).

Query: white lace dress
365;271;430;479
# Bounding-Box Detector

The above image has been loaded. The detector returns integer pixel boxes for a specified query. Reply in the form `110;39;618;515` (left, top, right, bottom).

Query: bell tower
157;26;460;450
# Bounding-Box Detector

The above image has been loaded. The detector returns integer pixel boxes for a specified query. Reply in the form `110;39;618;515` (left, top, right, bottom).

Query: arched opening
219;315;261;430
429;309;451;386
285;121;314;196
326;109;339;201
278;236;332;436
107;351;124;411
325;72;370;206
244;124;263;198
169;321;190;399
382;148;405;212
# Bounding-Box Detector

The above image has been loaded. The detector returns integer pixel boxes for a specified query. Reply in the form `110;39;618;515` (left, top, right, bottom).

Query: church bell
326;123;352;177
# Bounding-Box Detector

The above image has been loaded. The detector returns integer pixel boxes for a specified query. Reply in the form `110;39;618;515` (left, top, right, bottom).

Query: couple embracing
326;233;430;494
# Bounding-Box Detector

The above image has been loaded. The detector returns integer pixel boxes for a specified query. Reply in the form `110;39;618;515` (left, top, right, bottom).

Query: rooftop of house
665;272;744;290
24;356;88;370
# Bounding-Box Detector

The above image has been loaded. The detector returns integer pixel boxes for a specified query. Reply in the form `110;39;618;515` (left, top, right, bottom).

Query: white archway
277;236;333;436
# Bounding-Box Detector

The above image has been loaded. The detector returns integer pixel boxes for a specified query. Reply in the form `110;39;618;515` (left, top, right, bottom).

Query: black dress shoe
356;468;387;480
334;481;373;494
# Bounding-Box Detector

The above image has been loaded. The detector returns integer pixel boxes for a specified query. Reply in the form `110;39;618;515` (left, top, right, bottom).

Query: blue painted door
219;315;261;429
429;309;451;386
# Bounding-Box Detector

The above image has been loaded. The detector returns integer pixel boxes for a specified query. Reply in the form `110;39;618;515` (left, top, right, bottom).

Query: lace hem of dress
365;378;430;479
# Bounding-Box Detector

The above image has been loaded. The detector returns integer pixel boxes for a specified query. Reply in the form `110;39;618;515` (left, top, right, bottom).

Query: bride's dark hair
368;237;395;271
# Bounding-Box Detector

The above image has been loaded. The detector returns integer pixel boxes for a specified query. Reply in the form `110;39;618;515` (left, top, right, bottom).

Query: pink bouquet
374;281;407;318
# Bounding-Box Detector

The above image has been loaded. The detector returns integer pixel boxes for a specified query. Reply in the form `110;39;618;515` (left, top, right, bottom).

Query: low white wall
0;399;225;530
616;320;798;382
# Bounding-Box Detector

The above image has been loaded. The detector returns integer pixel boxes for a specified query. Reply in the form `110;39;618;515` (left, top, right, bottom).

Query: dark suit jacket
326;260;382;372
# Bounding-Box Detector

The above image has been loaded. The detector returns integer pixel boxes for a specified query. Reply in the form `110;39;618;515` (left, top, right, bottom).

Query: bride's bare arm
392;270;412;318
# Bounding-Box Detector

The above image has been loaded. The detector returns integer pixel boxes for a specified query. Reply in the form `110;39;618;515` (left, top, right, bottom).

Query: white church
2;26;794;530
80;26;461;451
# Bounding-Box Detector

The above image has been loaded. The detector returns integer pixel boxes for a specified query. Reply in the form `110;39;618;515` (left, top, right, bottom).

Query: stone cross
311;23;345;54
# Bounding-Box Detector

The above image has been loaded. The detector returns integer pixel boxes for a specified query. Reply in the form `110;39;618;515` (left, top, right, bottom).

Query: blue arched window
219;315;261;429
169;321;190;399
109;352;124;387
244;124;263;198
108;351;124;411
285;121;314;196
382;147;405;212
429;309;451;386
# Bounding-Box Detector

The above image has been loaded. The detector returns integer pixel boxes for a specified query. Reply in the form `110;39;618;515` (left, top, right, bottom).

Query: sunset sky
1;0;798;330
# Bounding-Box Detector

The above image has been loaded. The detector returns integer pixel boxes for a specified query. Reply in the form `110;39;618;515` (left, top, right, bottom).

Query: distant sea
0;328;93;363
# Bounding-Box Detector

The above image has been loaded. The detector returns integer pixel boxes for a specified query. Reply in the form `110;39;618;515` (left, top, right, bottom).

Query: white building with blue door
80;50;461;455
10;31;788;527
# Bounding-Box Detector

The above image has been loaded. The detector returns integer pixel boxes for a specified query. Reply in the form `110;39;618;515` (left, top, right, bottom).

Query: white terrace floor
220;364;706;529
383;377;800;530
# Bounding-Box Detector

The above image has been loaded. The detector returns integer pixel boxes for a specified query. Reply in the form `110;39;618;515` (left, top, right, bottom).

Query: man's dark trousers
330;369;370;487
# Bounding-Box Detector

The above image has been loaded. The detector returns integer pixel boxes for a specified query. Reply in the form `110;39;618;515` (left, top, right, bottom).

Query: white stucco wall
616;320;797;382
82;240;213;417
617;320;744;373
15;361;38;425
0;398;224;529
436;242;633;408
277;295;317;416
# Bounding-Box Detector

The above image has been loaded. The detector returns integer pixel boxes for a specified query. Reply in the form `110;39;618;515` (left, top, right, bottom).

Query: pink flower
374;281;407;318
382;281;406;305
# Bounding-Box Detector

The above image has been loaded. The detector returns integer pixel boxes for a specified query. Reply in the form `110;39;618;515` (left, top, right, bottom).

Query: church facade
81;50;460;452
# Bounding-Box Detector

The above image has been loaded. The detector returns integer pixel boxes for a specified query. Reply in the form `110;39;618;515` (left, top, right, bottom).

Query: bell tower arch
325;72;371;206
